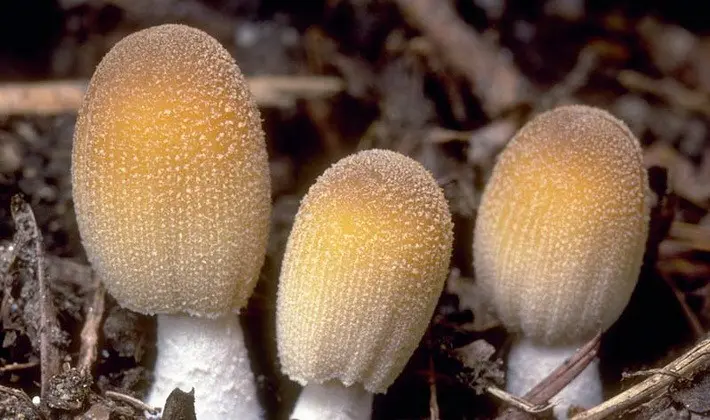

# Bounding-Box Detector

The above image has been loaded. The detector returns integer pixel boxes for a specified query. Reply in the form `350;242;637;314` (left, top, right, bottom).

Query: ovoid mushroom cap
473;105;649;345
72;24;270;317
277;149;453;393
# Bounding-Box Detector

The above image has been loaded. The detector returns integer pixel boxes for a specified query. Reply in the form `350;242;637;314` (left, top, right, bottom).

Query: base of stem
146;313;261;419
291;381;373;420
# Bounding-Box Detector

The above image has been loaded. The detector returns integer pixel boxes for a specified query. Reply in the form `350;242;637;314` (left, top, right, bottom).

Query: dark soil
1;1;710;419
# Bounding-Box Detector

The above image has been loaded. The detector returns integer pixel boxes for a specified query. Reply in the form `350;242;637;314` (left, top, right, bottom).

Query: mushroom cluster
72;24;270;419
473;105;650;418
70;20;651;420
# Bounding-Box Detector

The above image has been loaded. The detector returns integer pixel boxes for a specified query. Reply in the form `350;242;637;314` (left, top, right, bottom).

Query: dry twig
0;360;39;373
487;386;552;416
494;332;602;420
248;76;345;108
77;274;106;374
571;336;710;420
618;70;710;117
105;390;159;415
395;0;531;116
426;128;473;144
537;46;599;112
0;76;344;115
0;80;86;115
643;144;710;209
10;195;60;405
2;240;93;289
669;222;710;253
659;272;705;340
524;333;602;404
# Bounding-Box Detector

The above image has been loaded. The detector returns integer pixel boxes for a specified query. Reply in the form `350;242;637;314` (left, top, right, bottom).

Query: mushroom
71;24;270;418
473;105;650;418
277;149;453;420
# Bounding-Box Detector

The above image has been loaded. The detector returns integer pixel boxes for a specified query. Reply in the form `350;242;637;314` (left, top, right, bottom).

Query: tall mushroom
71;24;270;419
277;149;453;420
473;105;650;418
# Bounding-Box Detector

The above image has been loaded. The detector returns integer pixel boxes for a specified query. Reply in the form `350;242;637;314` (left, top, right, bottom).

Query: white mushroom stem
506;337;603;420
146;313;261;419
291;381;373;420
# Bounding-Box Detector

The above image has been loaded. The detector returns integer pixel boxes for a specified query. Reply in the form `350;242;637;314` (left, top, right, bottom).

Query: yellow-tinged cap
71;24;270;317
277;149;453;393
473;105;649;344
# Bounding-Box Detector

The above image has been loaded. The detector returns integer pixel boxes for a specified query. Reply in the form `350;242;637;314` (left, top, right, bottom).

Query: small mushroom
277;149;453;420
473;105;650;418
72;24;270;419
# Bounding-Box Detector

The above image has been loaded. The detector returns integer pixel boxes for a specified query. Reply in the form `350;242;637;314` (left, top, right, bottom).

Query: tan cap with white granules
277;149;453;393
473;105;649;345
72;24;270;317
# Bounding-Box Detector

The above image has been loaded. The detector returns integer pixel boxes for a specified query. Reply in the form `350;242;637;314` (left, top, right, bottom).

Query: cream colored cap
277;149;453;393
473;105;649;344
71;24;270;317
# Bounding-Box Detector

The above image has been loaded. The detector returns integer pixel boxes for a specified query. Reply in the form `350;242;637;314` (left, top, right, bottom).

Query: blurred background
1;0;710;419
